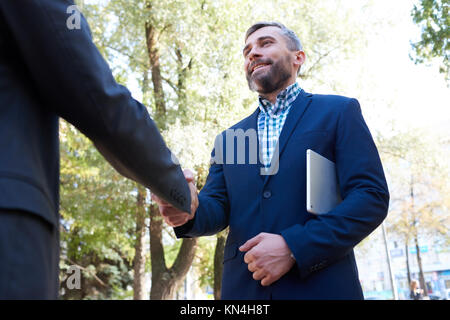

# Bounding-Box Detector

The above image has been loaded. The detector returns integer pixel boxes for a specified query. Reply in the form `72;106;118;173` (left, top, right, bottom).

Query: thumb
239;234;262;252
183;169;195;183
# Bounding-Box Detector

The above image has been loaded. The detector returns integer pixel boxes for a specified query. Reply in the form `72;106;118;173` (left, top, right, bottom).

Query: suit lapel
277;90;313;159
262;90;313;185
236;107;264;181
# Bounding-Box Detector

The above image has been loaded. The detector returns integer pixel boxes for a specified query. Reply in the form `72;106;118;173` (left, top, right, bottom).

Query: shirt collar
258;82;301;118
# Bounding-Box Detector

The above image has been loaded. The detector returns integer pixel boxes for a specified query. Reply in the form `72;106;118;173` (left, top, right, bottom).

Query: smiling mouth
251;63;271;74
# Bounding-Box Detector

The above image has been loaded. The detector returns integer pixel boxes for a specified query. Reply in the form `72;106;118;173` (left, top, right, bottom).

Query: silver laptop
306;149;342;214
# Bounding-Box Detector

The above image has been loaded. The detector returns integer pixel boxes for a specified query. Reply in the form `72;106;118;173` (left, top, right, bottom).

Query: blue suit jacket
0;0;191;227
0;0;191;299
176;89;390;299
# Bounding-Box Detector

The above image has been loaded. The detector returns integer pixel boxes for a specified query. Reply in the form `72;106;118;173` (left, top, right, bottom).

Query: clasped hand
151;169;199;227
152;172;294;287
239;232;295;286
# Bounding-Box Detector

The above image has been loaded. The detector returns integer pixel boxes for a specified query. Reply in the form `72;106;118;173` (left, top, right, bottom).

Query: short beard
246;56;292;94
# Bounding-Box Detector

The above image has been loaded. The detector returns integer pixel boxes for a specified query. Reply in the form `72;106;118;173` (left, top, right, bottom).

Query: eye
262;40;272;47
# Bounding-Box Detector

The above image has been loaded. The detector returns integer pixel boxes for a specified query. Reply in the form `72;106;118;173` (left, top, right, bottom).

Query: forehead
245;26;284;45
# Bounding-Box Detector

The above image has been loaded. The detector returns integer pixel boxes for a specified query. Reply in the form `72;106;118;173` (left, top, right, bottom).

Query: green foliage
411;0;449;81
59;120;137;299
193;236;217;289
62;0;378;299
378;128;450;245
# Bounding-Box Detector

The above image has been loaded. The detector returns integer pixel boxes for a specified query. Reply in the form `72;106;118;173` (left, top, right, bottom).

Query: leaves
411;0;449;81
380;128;450;247
62;0;382;299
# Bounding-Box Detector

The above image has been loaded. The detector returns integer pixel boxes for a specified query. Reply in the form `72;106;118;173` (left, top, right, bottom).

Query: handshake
152;169;199;227
151;169;296;287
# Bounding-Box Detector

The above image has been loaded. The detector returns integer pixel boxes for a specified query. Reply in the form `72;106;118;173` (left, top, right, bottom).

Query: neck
258;78;296;104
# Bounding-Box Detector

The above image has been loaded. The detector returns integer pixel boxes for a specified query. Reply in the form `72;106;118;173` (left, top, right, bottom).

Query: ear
293;50;305;74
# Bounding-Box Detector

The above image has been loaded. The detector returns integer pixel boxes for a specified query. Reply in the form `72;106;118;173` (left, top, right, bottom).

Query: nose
247;47;262;61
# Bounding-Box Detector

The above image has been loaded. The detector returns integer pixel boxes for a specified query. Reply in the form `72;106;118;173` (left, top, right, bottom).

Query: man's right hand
151;169;199;227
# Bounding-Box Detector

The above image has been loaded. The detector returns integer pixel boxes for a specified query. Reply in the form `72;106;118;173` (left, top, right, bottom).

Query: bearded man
153;22;389;299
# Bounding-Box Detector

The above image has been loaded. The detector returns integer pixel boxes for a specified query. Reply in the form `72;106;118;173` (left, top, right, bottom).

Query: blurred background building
356;226;450;300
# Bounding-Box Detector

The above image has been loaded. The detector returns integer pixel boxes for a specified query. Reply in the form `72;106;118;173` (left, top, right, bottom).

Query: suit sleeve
0;0;190;212
281;98;390;279
174;148;230;238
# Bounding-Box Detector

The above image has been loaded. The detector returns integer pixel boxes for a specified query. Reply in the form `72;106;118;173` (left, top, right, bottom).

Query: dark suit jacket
0;0;191;228
176;90;390;299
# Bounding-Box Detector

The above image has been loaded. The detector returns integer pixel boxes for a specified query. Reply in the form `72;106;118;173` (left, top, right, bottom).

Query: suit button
263;190;272;199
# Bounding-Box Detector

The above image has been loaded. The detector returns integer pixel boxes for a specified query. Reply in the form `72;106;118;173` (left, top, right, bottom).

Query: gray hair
245;21;303;51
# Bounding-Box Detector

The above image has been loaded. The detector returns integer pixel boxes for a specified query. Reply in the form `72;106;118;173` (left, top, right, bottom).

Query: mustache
247;59;273;74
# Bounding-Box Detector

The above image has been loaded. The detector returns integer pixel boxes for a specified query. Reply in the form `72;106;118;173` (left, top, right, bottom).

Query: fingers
161;210;191;227
241;234;262;265
183;169;195;184
188;182;199;215
151;176;197;227
183;169;199;215
247;260;265;282
241;232;292;287
252;268;275;286
188;181;197;196
260;275;274;286
252;269;265;281
247;263;274;286
160;206;191;227
247;261;259;273
244;251;255;264
239;233;262;252
157;201;188;223
164;214;190;227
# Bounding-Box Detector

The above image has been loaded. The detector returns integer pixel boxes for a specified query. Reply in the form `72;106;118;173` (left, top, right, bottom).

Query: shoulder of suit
306;92;359;112
308;92;356;104
223;93;360;132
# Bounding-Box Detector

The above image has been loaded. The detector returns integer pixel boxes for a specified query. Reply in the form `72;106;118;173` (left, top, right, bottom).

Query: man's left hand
239;232;295;286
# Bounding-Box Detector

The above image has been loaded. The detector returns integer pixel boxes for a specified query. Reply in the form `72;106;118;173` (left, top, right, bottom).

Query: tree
411;0;449;81
379;128;450;297
65;0;379;299
59;120;136;299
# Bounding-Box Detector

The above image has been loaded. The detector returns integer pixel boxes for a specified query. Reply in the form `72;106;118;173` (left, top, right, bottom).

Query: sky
341;0;449;135
95;0;449;137
79;0;449;297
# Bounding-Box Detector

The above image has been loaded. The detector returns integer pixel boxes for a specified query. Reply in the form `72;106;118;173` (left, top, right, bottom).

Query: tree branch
104;44;148;69
64;258;107;287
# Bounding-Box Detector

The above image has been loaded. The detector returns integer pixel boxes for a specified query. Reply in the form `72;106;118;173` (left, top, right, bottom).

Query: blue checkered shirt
257;82;302;168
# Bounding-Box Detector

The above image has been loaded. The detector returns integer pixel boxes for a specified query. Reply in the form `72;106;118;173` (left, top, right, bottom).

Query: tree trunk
149;203;166;298
174;45;192;120
133;185;147;300
409;176;427;297
213;229;229;300
145;17;166;129
213;232;226;300
414;236;428;297
144;4;198;300
149;204;198;300
405;242;411;287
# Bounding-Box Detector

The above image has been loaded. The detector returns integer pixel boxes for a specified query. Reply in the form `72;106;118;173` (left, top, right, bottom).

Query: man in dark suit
0;0;194;299
153;22;390;299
